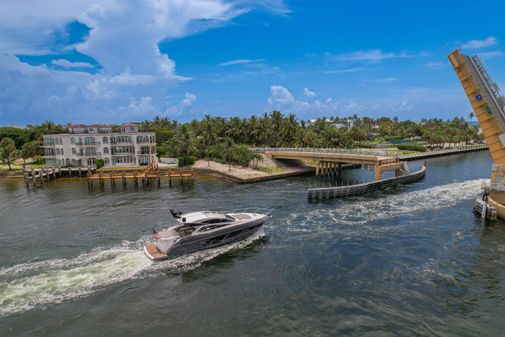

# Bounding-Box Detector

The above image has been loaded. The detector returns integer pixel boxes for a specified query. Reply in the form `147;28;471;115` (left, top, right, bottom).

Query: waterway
1;151;505;336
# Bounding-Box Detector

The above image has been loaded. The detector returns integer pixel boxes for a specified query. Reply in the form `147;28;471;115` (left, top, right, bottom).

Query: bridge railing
255;144;488;158
253;147;392;157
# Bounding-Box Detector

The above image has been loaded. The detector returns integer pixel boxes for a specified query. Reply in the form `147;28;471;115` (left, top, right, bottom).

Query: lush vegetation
0;113;483;170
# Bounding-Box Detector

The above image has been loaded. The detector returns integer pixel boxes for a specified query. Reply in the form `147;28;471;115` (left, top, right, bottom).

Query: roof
180;211;228;224
121;123;140;127
68;124;88;128
88;124;112;128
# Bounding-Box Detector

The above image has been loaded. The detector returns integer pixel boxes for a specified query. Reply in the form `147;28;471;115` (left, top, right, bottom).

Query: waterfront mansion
42;123;157;167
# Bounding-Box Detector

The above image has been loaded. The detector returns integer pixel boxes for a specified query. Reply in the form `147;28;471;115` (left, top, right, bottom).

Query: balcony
75;141;101;146
77;152;101;157
111;152;135;156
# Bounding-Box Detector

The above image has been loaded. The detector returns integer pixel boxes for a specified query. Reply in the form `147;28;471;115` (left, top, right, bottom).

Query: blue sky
0;0;504;125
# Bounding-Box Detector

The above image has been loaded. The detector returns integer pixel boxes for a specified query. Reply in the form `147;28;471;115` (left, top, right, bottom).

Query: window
105;158;110;165
71;137;75;144
104;147;109;154
103;137;108;143
72;148;76;154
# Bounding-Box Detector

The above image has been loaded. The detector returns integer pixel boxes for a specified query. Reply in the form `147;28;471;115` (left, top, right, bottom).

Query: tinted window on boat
226;230;243;238
201;218;232;224
204;234;227;246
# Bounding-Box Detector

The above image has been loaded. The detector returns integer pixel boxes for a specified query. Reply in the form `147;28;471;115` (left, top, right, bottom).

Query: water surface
1;151;505;336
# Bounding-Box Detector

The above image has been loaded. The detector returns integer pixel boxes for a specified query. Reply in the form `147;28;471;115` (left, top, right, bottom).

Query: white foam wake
288;179;485;231
0;230;265;317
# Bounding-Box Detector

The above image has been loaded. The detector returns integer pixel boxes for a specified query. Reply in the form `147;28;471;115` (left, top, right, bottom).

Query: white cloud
477;51;504;59
462;36;497;50
268;85;294;105
218;58;265;66
323;67;365;74
166;92;198;115
127;96;158;115
0;0;273;123
330;49;417;62
424;61;447;69
303;87;316;97
51;59;94;68
363;77;398;83
181;92;197;107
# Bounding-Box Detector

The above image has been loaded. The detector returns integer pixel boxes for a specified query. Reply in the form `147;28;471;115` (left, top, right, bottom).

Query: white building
42;123;157;167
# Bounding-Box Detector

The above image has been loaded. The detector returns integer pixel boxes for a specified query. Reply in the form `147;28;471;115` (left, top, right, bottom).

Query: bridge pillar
374;165;382;181
315;161;320;177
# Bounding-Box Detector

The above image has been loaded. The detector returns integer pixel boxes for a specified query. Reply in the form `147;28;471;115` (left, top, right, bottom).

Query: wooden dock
24;166;95;187
87;164;193;189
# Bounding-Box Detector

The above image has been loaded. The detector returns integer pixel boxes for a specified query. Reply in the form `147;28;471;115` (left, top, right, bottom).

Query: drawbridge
449;49;505;219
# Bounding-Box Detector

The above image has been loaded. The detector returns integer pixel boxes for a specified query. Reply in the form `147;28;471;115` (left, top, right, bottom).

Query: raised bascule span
449;49;505;219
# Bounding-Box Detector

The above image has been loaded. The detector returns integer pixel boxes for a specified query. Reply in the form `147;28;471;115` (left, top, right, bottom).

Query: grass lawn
257;166;284;174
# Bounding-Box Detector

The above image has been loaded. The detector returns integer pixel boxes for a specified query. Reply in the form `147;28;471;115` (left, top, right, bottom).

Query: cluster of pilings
24;166;93;188
315;161;342;178
87;169;193;190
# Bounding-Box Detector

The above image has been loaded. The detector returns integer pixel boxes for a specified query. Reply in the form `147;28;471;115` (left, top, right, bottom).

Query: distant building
42;123;157;167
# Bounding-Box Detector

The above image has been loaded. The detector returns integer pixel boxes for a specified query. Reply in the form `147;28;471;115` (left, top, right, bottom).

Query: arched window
104;147;109;154
103;137;108;143
105;158;110;165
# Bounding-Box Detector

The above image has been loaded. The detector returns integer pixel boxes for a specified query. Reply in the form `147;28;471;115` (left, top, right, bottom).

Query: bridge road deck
264;150;403;181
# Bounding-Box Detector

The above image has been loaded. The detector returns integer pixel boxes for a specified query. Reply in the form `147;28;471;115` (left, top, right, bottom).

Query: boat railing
224;207;275;216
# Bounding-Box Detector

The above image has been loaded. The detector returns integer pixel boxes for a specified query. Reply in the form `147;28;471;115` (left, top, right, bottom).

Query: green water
1;151;505;336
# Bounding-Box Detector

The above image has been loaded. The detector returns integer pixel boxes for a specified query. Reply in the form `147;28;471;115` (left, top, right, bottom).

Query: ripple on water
0;229;265;317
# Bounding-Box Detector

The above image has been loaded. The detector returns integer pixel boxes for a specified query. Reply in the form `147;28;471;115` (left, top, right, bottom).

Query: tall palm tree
225;137;234;171
202;115;217;166
174;125;195;159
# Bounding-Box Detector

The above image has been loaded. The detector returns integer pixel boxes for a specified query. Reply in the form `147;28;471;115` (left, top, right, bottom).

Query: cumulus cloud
166;92;198;115
51;59;94;68
127;96;158;115
268;85;295;105
462;36;497;50
303;87;316;97
0;0;276;123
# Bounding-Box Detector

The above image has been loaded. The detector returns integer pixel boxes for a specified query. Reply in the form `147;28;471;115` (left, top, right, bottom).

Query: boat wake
285;179;485;235
0;229;265;317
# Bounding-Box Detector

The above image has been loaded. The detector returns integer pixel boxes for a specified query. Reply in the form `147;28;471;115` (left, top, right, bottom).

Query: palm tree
225;137;234;171
468;111;475;122
174;125;195;160
202;115;217;166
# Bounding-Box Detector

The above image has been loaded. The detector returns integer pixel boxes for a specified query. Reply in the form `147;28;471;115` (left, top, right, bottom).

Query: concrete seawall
194;166;315;183
398;144;488;161
308;165;426;200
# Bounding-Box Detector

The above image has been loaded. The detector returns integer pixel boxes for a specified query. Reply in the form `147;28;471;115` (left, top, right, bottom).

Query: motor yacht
144;209;268;260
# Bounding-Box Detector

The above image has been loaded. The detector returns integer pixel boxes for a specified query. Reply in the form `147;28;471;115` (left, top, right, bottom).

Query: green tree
0;138;20;170
20;140;40;164
225;137;235;171
202;115;217;166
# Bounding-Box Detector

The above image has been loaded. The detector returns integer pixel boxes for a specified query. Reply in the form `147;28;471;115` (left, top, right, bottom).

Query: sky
0;0;504;125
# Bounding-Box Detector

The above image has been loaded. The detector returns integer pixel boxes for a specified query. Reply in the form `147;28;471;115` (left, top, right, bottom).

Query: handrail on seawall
307;164;426;200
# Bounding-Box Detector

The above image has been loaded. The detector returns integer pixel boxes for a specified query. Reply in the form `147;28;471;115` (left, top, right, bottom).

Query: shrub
397;144;427;152
33;155;45;164
96;159;105;169
178;156;196;167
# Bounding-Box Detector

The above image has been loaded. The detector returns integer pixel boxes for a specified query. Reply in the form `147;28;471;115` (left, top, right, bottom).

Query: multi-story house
42;123;157;167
